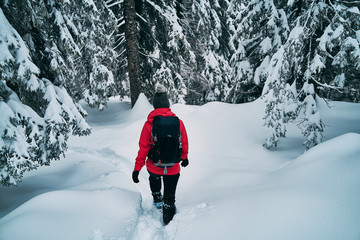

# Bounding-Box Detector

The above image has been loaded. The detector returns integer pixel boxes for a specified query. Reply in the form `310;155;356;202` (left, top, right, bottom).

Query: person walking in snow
132;83;189;225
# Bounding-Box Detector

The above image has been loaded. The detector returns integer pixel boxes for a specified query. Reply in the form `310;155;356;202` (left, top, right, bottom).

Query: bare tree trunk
124;0;141;107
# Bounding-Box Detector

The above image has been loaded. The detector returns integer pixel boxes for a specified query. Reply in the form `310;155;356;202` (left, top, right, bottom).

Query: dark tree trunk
124;0;141;107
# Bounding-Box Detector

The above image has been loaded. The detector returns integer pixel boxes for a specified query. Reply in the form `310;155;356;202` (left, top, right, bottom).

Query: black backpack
148;116;182;173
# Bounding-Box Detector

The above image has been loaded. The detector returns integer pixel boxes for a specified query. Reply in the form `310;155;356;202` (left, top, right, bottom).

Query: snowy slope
0;95;360;240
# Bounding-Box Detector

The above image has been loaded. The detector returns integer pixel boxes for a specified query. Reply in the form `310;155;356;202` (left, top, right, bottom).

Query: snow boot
163;203;176;225
152;192;163;209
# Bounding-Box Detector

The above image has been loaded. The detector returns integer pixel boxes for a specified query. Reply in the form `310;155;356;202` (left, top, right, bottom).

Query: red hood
147;108;175;123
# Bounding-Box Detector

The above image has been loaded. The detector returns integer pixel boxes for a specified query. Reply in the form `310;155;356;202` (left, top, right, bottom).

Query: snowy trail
73;98;179;240
87;149;169;240
77;97;217;240
125;166;169;240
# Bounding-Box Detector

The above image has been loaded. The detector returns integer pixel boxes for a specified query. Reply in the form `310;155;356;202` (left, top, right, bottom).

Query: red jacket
135;108;189;175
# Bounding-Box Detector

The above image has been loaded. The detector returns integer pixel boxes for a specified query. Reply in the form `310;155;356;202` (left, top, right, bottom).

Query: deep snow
1;95;360;240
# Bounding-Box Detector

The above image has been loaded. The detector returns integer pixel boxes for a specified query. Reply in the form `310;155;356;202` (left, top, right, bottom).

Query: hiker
132;83;189;225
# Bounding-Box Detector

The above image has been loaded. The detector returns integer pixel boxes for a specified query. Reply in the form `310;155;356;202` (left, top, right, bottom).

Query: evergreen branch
303;1;316;30
186;87;208;96
117;20;125;28
145;0;166;17
136;13;148;23
139;51;161;62
109;30;116;38
321;96;335;109
114;36;125;46
116;48;127;57
107;0;124;8
114;33;125;38
116;17;124;23
105;0;115;4
309;76;343;92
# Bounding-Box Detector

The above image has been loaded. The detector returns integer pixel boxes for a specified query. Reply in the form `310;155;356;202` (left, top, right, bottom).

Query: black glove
181;158;189;167
132;170;139;183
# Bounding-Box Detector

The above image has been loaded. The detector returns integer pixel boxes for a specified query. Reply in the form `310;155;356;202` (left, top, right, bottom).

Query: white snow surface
1;95;360;240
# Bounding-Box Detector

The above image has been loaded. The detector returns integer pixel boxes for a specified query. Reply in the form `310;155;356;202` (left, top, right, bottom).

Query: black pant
148;171;180;206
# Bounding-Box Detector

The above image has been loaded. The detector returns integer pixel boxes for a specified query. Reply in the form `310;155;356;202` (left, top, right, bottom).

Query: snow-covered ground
1;95;360;240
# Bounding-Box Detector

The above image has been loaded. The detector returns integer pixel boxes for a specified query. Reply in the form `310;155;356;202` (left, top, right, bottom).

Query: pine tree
262;45;300;148
137;0;196;103
44;0;119;110
3;0;120;110
261;1;360;149
184;0;235;103
314;2;360;102
229;0;290;103
0;7;90;186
